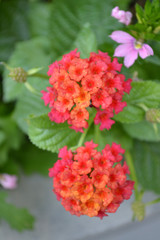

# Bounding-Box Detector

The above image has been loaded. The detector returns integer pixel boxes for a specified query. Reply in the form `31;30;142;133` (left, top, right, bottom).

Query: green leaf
123;81;160;108
77;0;121;45
114;105;145;123
0;102;14;116
114;0;131;9
86;123;133;151
49;0;122;59
72;23;97;58
127;23;147;33
99;123;133;151
0;117;23;150
135;4;144;23
3;37;51;102
144;0;152;17
0;0;29;61
28;2;51;38
17;143;57;176
129;60;160;81
0;144;9;166
0;158;20;176
123;120;160;141
0;131;6;145
49;0;80;59
152;0;160;9
28;114;81;153
113;81;160;124
144;55;160;66
0;116;23;166
132;141;160;194
0;192;34;231
13;87;49;134
3;37;51;133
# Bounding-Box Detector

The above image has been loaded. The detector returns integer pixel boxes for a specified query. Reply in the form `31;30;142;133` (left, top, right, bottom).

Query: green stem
77;127;89;147
145;198;160;206
70;110;95;151
125;151;139;200
137;103;148;112
70;128;89;152
94;124;100;144
24;82;41;97
28;73;48;79
0;62;12;71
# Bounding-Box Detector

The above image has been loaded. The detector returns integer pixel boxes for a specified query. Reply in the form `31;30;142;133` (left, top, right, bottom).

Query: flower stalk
70;110;95;151
28;72;48;80
145;198;160;206
24;82;41;97
125;151;139;200
94;124;100;144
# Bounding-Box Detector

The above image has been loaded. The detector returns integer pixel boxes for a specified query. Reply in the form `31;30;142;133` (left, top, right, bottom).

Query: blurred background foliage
0;0;160;231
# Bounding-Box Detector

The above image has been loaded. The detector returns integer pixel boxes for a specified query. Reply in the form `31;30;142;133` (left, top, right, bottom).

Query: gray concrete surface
0;174;159;240
80;212;160;240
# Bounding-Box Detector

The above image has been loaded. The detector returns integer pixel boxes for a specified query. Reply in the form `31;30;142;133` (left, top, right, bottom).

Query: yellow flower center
134;41;143;49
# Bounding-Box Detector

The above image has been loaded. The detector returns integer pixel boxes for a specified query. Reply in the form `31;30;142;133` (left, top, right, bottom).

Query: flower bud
132;201;145;221
146;109;160;123
0;174;17;189
154;26;160;34
111;6;132;25
9;67;27;83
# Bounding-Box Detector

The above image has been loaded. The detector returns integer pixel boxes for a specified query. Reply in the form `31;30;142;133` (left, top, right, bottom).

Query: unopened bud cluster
146;109;160;123
9;67;27;83
132;201;145;221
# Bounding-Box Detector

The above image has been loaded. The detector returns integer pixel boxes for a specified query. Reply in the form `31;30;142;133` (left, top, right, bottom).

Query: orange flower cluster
49;141;134;218
41;49;132;132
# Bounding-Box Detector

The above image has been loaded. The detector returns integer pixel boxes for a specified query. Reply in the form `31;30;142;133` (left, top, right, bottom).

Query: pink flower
111;6;132;25
110;31;154;68
0;174;17;189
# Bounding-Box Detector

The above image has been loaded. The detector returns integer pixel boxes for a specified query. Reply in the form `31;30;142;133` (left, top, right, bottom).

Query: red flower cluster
49;141;134;218
41;49;132;132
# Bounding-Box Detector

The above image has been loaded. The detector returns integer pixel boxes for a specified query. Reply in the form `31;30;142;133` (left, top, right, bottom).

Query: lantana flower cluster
49;141;134;219
41;49;132;132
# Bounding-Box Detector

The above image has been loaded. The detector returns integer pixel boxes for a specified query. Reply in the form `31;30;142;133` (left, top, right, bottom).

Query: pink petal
113;9;125;21
111;7;132;26
111;6;119;18
118;11;125;19
109;31;135;44
41;90;50;106
0;174;17;189
139;44;154;59
118;13;126;24
114;43;133;57
125;12;132;25
119;12;132;25
124;50;138;68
